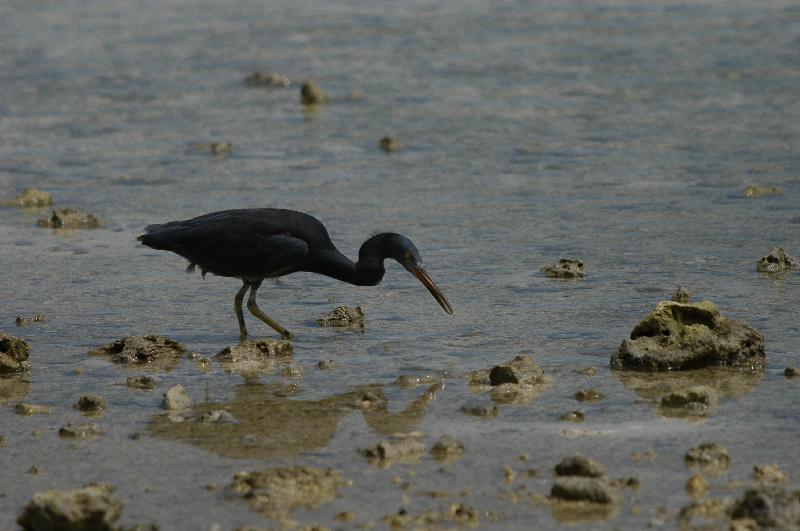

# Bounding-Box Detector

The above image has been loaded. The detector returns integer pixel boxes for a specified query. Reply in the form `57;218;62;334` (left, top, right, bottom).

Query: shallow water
1;0;799;529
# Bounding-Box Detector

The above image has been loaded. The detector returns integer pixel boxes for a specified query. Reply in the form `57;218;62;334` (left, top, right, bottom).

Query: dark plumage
138;208;453;338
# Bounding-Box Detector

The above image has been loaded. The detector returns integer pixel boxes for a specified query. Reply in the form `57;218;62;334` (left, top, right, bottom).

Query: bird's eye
402;251;413;262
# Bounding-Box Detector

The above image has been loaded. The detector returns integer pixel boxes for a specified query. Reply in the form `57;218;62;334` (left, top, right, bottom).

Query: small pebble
785;367;799;378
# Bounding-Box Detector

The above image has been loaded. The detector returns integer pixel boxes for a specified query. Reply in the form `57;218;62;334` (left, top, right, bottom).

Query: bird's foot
280;329;293;340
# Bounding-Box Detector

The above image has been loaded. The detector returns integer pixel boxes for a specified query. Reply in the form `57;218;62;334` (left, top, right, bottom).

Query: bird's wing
191;231;310;279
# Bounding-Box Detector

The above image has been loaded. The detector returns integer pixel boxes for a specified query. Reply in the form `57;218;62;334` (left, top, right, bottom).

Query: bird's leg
246;279;292;339
235;281;251;340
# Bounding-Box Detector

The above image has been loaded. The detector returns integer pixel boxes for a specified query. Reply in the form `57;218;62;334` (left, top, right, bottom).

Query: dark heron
138;208;453;338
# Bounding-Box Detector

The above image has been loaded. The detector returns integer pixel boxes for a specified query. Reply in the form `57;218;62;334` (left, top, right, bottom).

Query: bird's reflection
147;379;441;459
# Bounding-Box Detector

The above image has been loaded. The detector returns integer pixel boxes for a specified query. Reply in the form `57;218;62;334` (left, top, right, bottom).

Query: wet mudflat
1;0;799;529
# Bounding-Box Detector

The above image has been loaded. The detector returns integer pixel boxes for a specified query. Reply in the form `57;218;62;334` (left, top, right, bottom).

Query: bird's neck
312;249;385;286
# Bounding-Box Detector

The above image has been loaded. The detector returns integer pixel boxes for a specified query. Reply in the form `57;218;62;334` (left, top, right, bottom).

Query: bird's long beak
407;264;453;315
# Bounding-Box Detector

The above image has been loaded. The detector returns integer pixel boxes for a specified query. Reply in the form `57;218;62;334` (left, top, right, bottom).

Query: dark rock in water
300;80;327;105
611;301;765;371
430;435;464;462
0;333;31;373
1;187;52;208
785;367;800;378
126;375;157;389
541;259;586;279
575;388;604;402
489;355;546;386
756;246;798;274
245;71;290;87
379;136;398;152
672;286;691;303
685;442;730;476
15;314;44;327
37;208;100;229
18;483;123;531
555;455;606;478
551;477;618;504
89;335;185;372
730;486;800;528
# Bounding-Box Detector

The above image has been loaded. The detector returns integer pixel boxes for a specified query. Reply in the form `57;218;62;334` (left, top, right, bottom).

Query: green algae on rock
611;301;765;371
1;188;52;208
541;258;586;279
0;333;31;373
17;483;123;531
89;335;185;372
37;208;100;229
756;246;798;274
230;466;348;518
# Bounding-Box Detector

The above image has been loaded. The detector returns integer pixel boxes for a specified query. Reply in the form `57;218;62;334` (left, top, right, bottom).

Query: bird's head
365;233;453;315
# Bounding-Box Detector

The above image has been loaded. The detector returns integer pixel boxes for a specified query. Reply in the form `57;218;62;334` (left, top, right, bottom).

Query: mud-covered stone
37;208;100;229
489;355;546;386
555;455;606;478
660;385;718;416
730;486;800;528
756;247;798;274
685;442;730;475
126;375;157;389
15;403;53;416
575;388;604;402
430;435;464;462
2;188;52;208
317;306;364;327
215;339;292;374
379;136;398;152
753;464;789;485
541;259;586;279
551;477;618;504
672;286;691;303
162;385;191;411
383;504;478;528
18;483;123;531
611;301;765;371
15;314;44;327
0;333;31;373
686;474;710;499
75;395;106;414
89;335;185;372
362;433;425;464
231;466;347;517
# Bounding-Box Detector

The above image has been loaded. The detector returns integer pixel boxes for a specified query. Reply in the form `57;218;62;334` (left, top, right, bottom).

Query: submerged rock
541;259;586;279
730;486;800;528
230;466;347;517
611;301;765;371
686;474;710;499
785;367;800;378
15;403;53;416
245;71;290;87
37;208;100;229
75;395;107;415
555;455;606;478
17;483;123;531
58;423;103;440
460;401;498;418
685;442;730;476
756;246;798;274
317;306;364;327
753;464;789;485
660;385;718;417
379;136;399;152
15;314;44;327
300;80;327;105
471;355;551;404
488;355;546;386
362;433;425;466
430;435;465;462
2;188;52;208
560;411;585;422
575;388;604;402
383;504;478;528
89;335;185;372
215;338;292;374
126;375;157;389
0;333;31;373
743;185;783;198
